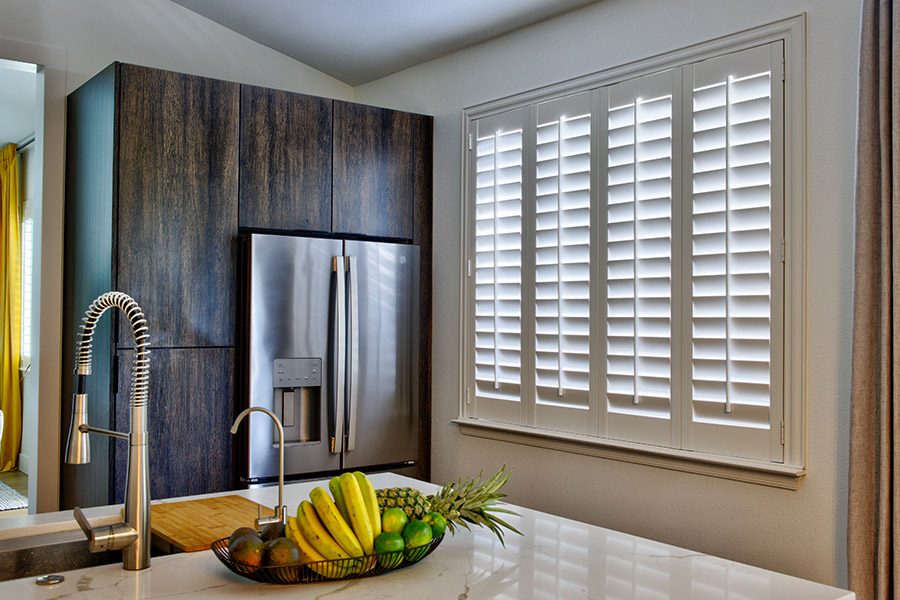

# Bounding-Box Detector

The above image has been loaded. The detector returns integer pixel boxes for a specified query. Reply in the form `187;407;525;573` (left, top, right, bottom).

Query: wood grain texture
60;64;117;509
239;85;332;232
332;102;418;239
149;495;268;551
115;64;239;348
113;348;235;503
412;115;434;482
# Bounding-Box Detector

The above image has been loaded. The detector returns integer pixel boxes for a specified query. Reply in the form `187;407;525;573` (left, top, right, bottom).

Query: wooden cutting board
150;495;271;552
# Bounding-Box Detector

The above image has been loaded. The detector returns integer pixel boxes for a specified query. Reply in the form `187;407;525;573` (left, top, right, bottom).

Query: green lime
374;531;405;553
381;507;409;535
422;512;447;537
373;532;404;569
402;520;433;563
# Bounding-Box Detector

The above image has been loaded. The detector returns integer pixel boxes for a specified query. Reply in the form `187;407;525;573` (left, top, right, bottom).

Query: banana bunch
285;471;382;578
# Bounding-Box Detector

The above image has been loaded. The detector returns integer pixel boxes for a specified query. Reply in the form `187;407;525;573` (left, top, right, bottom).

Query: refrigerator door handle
346;256;359;452
331;256;346;454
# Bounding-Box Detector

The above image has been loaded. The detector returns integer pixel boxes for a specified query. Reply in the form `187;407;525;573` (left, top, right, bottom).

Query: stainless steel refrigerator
238;233;419;484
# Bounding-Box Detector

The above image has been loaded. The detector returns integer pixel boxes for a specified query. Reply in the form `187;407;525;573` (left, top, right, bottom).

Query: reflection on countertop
0;473;854;599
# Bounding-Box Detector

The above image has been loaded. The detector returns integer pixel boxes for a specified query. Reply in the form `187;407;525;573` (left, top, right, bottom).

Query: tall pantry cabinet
62;63;433;509
62;63;239;508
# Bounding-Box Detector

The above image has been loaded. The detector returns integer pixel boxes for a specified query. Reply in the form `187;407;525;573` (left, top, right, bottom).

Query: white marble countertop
0;473;854;599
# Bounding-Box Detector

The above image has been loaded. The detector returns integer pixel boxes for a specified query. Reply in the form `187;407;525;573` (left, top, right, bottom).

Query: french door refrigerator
238;233;419;485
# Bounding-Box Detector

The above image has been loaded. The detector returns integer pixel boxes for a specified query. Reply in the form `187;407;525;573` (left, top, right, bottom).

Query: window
20;216;34;362
461;21;804;477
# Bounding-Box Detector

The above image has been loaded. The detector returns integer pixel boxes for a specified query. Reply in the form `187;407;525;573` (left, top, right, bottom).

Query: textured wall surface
356;0;861;587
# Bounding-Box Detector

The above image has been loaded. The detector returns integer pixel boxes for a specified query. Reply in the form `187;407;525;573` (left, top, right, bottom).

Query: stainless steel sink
0;529;180;582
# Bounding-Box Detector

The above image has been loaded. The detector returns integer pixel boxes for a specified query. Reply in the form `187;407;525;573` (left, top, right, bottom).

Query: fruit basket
211;534;444;585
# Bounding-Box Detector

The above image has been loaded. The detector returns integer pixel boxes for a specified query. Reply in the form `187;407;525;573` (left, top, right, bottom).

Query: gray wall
356;0;860;587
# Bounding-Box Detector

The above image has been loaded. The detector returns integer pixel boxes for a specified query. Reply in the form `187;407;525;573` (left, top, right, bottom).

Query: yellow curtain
0;143;21;472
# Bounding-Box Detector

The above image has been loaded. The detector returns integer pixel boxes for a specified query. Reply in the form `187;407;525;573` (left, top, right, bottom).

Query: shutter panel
533;92;592;433
604;70;679;446
471;109;526;424
687;42;783;461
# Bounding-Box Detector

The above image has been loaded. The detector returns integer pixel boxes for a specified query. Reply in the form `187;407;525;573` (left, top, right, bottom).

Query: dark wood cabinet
239;86;333;232
116;65;239;349
333;101;431;240
64;63;434;507
62;63;239;508
113;348;235;503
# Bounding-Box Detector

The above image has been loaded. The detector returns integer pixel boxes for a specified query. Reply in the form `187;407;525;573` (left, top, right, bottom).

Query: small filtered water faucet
65;291;151;571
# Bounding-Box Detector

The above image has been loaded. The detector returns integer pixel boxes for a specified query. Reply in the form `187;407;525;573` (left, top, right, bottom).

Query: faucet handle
74;506;106;552
74;506;137;553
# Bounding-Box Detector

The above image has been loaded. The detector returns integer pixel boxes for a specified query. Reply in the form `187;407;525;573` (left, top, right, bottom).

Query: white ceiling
0;61;37;149
170;0;601;86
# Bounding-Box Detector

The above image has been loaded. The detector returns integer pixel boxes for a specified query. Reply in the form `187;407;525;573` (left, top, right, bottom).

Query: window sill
453;418;805;490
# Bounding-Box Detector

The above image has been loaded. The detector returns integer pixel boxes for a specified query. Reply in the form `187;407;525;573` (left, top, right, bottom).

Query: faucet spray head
65;391;91;465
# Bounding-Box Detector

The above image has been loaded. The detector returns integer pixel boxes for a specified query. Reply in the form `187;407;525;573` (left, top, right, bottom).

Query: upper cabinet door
333;101;431;240
116;64;239;348
239;86;333;232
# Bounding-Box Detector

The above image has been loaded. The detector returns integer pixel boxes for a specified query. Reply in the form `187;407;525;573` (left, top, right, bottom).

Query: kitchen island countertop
0;473;853;599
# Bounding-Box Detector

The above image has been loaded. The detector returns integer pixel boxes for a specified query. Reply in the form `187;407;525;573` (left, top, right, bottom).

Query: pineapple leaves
427;464;521;547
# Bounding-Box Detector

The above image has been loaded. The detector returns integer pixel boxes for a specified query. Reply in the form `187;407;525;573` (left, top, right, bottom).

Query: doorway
0;57;39;518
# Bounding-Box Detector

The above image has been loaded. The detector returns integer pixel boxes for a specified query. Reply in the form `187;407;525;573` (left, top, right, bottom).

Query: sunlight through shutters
687;43;784;461
605;70;678;446
472;110;526;424
534;93;592;433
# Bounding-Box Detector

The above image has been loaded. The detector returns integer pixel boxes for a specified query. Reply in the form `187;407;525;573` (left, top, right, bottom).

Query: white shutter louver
472;110;525;425
688;42;783;461
604;71;678;446
533;93;593;433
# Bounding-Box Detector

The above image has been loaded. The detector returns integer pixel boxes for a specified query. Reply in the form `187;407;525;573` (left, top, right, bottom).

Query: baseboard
17;453;29;475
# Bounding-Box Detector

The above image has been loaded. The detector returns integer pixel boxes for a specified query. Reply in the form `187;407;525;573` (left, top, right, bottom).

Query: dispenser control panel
273;358;322;388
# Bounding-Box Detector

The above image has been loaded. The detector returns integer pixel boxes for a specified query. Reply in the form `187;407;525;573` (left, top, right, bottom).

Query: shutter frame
603;69;681;447
533;92;594;434
470;108;527;425
684;42;785;462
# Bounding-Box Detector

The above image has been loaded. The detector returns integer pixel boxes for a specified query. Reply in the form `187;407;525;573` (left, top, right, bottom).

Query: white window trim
457;15;807;484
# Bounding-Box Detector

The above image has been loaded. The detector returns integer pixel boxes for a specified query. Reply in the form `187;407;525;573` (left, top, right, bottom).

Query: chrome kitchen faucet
231;407;287;528
65;291;151;571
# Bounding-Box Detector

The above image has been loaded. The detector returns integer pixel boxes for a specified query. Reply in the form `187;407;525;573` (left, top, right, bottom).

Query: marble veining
0;474;853;599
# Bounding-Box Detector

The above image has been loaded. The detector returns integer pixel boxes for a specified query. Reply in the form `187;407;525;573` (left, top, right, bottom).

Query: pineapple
375;486;428;520
375;465;522;546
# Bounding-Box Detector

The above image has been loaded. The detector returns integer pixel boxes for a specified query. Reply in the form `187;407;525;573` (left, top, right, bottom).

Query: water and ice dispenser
272;358;322;445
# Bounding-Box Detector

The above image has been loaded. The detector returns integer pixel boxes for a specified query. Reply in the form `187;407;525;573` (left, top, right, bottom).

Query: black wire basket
211;534;444;584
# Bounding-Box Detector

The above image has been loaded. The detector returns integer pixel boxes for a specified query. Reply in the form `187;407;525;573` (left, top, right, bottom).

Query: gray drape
849;1;899;599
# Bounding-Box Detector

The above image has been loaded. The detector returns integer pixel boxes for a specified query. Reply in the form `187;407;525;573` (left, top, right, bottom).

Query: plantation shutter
604;70;680;446
685;42;784;461
533;92;593;434
471;109;527;425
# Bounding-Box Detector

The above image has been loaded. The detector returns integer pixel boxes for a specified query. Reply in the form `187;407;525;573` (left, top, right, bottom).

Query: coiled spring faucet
65;291;151;570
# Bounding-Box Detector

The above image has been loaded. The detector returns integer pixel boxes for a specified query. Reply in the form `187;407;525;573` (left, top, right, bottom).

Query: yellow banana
353;471;382;539
295;500;351;561
288;515;357;579
286;516;326;564
339;472;374;555
329;476;352;524
288;512;374;579
309;486;364;558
